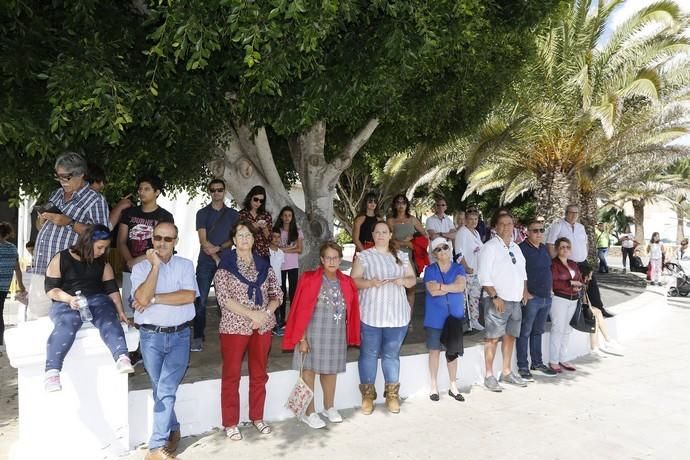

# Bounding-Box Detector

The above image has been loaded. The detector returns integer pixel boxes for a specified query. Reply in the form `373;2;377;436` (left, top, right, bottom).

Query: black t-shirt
119;205;174;271
59;249;106;296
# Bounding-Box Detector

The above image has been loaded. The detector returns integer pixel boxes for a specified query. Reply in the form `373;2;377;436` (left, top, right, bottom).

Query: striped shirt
357;248;411;328
33;185;109;275
0;241;18;291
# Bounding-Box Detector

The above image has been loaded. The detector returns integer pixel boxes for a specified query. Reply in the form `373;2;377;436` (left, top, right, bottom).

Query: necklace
319;275;345;323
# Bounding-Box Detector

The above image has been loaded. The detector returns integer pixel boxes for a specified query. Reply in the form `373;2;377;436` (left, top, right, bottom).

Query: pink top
215;257;283;335
280;228;303;270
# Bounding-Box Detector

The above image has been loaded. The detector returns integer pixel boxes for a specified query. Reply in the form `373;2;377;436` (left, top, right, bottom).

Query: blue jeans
193;260;218;340
516;296;552;370
597;247;609;273
139;326;191;449
358;323;408;384
46;294;128;371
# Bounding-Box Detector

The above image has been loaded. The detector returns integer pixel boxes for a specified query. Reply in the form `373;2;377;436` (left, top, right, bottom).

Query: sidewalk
122;289;688;460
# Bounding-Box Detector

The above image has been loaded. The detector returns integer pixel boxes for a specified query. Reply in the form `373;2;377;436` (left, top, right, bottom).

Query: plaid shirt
32;184;109;275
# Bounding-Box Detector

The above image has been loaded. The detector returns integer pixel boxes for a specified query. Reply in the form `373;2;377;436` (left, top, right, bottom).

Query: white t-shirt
456;226;483;271
546;218;588;263
269;247;285;282
426;214;455;253
478;236;527;302
620;233;635;249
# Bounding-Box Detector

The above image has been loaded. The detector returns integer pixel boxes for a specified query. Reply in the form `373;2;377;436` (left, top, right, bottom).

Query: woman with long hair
0;222;26;355
647;232;665;286
351;221;416;415
386;194;425;311
282;241;361;428
273;206;303;330
455;209;484;331
43;224;132;391
352;192;382;253
239;185;272;258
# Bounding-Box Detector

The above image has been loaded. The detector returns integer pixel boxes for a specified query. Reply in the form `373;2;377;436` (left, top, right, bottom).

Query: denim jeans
358;322;408;384
45;293;128;371
139;326;191;449
597;247;609;273
516;296;552;370
194;260;218;340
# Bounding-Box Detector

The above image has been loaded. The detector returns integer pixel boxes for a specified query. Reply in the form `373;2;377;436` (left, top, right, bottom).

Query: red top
282;267;361;350
411;234;430;273
551;258;583;297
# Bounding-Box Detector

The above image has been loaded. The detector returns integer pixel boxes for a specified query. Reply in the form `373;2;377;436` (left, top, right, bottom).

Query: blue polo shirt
519;240;552;298
196;204;239;265
423;262;466;329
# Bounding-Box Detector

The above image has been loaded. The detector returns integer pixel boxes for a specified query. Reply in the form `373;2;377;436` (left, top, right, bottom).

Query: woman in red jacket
549;237;585;373
282;241;361;429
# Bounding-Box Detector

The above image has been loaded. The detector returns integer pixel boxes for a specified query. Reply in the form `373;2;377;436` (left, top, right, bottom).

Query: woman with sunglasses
424;238;466;402
214;220;283;441
387;194;426;311
352;192;382;253
282;241;361;429
549;237;584;373
43;224;132;392
239;185;272;258
351;221;417;414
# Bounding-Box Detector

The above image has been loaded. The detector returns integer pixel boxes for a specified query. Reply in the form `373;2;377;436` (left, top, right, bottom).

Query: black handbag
570;293;596;333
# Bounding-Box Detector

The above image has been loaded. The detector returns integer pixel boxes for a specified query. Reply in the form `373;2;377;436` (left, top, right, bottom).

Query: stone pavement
121;288;689;460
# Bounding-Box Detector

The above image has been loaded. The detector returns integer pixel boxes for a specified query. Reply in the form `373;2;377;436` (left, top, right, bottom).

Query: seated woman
579;265;624;357
424;238;466;402
282;241;361;429
44;224;132;392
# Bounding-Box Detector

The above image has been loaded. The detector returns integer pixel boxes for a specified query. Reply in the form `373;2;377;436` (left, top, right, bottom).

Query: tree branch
254;126;290;198
325;118;379;184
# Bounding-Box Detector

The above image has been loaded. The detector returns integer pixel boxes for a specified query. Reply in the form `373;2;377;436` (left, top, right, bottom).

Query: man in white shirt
426;198;456;253
131;222;199;460
546;205;588;262
478;212;529;392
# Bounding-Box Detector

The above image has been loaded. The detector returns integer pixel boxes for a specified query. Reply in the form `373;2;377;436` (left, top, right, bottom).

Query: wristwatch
491;294;499;300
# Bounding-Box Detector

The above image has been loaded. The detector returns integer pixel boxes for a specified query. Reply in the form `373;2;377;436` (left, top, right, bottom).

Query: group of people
3;151;637;460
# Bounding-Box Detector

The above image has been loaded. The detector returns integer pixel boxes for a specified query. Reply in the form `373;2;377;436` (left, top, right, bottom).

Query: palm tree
460;0;690;227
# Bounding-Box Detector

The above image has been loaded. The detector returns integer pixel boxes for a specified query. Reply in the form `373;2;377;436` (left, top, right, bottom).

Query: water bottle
75;290;93;322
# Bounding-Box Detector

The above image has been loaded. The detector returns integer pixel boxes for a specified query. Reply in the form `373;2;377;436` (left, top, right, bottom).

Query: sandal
225;426;242;441
448;389;465;402
252;420;272;435
559;362;577;371
429;393;440;402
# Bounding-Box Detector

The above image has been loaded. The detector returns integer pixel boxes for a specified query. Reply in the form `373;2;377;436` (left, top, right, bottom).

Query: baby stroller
664;262;690;297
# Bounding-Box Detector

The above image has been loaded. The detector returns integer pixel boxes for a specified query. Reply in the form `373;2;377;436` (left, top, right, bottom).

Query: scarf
219;249;270;306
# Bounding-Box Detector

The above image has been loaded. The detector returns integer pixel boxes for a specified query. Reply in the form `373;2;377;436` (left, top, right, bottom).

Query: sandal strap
253;421;272;434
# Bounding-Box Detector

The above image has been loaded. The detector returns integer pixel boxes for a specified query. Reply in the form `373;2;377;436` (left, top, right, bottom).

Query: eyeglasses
210;188;224;193
235;232;254;239
153;235;175;242
508;251;516;264
529;228;545;233
54;173;74;182
433;244;450;253
322;256;341;263
252;197;265;203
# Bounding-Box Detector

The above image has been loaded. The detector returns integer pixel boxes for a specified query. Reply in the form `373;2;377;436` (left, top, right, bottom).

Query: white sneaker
323;407;343;423
44;370;62;392
601;342;625;356
590;347;608;358
116;355;135;373
301;412;326;429
470;319;484;331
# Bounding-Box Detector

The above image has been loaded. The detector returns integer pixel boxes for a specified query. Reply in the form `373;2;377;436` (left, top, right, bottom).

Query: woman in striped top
350;221;416;415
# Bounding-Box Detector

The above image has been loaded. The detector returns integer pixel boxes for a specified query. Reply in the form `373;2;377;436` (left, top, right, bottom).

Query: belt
137;321;192;333
554;292;580;301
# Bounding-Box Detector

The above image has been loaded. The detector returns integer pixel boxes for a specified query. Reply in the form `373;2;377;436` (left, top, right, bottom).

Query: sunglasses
252;197;265;203
433;244;450;253
54;173;74;182
530;228;545;233
508;251;516;264
210;188;225;193
153;235;175;242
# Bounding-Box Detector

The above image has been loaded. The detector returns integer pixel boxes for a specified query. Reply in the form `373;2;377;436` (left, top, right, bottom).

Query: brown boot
359;383;377;415
166;429;181;452
384;383;401;413
144;447;176;460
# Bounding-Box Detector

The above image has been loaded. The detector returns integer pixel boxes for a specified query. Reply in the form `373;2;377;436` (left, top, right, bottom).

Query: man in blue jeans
192;179;238;352
131;222;198;460
518;219;558;380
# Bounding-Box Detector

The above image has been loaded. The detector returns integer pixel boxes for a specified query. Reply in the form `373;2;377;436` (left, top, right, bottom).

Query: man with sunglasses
29;152;109;318
478;212;529;392
517;220;558;380
191;179;238;352
131;222;198;460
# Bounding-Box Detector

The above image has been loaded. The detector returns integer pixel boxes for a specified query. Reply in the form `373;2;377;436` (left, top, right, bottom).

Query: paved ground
119;289;689;460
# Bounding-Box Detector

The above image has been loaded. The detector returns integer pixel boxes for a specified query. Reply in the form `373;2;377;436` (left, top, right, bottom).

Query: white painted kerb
5;318;139;460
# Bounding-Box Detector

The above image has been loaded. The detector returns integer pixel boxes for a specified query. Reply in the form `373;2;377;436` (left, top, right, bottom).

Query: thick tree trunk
218;119;379;270
579;189;598;262
632;199;645;245
675;203;685;243
534;169;572;226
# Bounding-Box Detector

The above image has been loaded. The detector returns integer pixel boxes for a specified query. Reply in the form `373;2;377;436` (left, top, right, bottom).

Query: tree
1;1;564;266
